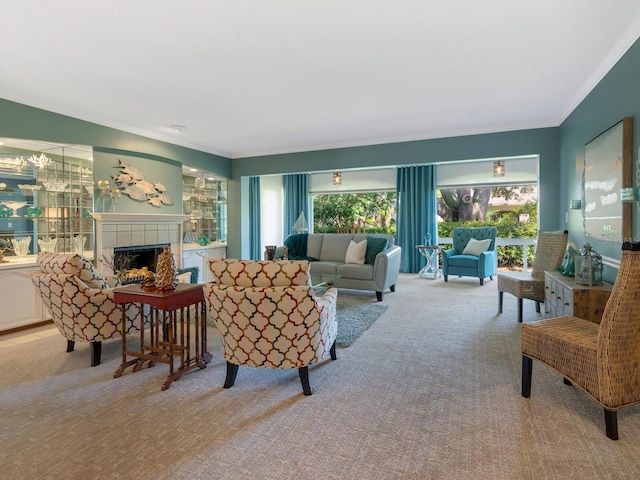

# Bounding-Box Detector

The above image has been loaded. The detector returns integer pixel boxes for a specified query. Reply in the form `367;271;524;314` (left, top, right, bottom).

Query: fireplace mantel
94;212;188;275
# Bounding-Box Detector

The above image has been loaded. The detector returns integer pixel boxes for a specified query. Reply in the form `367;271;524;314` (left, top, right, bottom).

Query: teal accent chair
442;227;498;285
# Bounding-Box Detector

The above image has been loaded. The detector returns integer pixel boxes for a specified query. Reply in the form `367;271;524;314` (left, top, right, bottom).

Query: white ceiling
2;1;640;160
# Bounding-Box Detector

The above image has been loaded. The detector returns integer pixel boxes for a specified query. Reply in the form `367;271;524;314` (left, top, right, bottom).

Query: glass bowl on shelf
42;181;68;192
17;184;42;196
25;206;42;218
1;201;27;217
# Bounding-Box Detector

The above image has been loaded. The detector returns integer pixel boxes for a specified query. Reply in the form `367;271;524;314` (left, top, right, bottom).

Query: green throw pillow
365;236;389;264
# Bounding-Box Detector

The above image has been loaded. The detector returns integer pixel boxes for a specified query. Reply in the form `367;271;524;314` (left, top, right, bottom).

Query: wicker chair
497;230;568;322
203;259;338;395
521;243;640;440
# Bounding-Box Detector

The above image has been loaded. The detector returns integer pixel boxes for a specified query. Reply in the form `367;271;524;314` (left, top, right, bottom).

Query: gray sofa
272;233;401;301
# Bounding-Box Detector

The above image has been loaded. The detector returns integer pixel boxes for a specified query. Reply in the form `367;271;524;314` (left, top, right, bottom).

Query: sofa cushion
319;234;354;262
309;261;341;276
345;239;367;264
306;234;324;260
337;263;374;281
363;236;389;264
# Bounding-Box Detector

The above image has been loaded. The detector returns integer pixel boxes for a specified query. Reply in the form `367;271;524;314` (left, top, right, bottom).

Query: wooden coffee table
113;283;212;390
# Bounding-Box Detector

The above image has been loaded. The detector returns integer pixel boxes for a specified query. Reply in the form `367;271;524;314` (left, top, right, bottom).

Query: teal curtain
396;165;438;273
283;174;310;237
249;176;261;259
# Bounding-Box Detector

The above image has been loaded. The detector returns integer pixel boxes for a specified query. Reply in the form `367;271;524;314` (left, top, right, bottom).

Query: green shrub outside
438;219;538;269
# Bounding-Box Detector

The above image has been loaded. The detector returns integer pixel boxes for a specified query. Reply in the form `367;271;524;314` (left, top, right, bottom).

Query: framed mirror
583;117;633;243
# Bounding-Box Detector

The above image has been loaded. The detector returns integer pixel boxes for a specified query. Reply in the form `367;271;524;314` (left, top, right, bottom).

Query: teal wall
0;98;231;179
230;127;560;259
559;37;640;281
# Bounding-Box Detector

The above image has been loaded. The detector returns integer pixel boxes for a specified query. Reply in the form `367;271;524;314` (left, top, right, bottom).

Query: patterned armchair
442;226;498;285
30;253;143;366
203;259;338;395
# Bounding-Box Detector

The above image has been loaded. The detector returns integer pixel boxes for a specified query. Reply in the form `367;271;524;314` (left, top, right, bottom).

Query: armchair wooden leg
517;298;523;323
605;409;619;440
522;356;532;397
376;291;383;301
390;284;395;292
299;366;312;395
444;275;448;282
224;362;239;388
498;291;503;313
480;278;484;286
90;341;102;367
66;339;75;352
330;340;337;360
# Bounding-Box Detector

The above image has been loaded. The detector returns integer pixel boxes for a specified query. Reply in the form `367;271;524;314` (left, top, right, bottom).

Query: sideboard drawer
544;271;613;323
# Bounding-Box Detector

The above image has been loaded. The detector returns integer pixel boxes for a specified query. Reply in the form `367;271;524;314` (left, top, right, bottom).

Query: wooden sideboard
544;270;613;323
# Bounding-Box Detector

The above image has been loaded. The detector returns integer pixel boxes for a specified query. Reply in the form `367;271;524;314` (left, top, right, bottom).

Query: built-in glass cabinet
0;138;94;259
182;167;227;245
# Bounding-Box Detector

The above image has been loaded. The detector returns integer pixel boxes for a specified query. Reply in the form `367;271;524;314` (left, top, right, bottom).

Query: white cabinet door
182;249;206;283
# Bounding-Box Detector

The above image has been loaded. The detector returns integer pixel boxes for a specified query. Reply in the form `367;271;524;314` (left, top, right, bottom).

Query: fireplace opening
113;244;169;275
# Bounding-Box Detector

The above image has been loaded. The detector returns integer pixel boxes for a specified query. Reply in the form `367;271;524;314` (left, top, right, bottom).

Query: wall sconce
570;199;582;209
493;160;505;177
333;171;342;185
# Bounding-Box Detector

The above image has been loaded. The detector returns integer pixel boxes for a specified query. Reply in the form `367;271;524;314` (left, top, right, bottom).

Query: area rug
335;290;387;347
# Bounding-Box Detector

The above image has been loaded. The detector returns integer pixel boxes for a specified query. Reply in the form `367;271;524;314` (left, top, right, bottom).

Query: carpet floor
1;274;640;479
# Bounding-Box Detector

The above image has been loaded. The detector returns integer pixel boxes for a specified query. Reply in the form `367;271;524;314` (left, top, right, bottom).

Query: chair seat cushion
497;271;544;301
522;316;599;397
446;254;480;268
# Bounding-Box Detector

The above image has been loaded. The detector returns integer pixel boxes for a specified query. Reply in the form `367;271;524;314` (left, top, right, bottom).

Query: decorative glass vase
12;236;31;257
38;237;57;253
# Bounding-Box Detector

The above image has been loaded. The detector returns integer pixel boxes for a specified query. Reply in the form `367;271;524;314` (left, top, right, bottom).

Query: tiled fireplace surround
92;213;189;275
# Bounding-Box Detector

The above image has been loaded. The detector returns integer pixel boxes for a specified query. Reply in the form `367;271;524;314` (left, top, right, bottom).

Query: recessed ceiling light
170;125;186;133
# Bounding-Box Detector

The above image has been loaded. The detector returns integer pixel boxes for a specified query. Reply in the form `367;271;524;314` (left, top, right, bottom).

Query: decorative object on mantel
109;189;121;212
333;171;342;185
155;247;178;291
112;159;173;207
575;243;603;286
493;160;505;177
